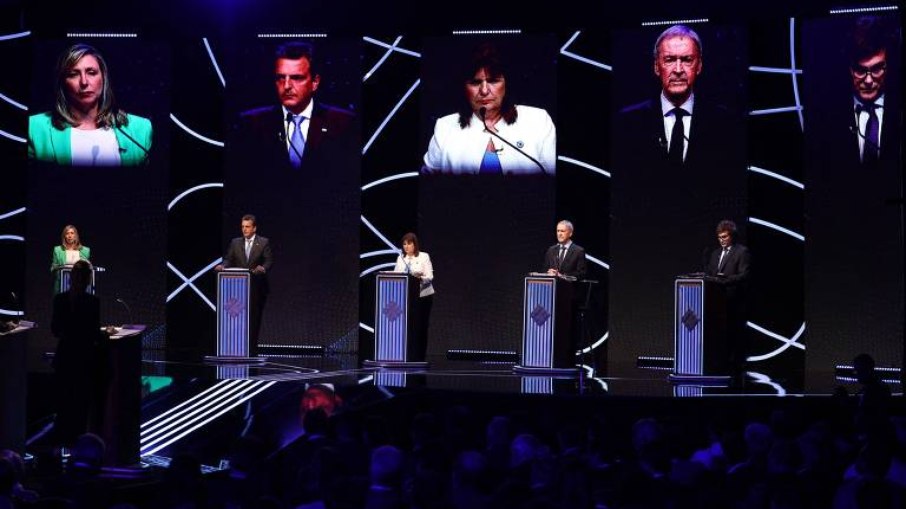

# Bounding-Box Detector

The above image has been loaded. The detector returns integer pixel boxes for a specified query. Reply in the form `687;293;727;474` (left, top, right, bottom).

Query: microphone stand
116;298;134;328
282;112;305;163
478;107;550;175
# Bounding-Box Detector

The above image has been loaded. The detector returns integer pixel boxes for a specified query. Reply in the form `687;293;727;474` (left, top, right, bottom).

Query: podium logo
530;304;551;326
225;298;246;317
383;300;403;322
681;308;700;332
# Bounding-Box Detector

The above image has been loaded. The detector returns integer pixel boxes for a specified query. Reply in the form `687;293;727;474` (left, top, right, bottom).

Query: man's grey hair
557;220;574;232
653;24;703;59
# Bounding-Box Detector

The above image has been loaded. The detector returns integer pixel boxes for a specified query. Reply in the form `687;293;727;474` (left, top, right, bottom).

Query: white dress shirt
660;93;695;161
853;94;884;160
422;105;556;175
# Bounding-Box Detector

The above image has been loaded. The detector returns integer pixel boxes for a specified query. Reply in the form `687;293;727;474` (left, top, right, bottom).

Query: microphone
284;112;305;163
91;145;100;165
115;125;152;164
849;123;881;153
401;250;411;274
116;297;134;328
477;107;549;175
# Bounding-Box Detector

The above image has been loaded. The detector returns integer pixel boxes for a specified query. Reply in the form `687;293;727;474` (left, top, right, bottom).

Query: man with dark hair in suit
234;41;356;171
545;220;587;279
215;214;274;353
846;16;894;167
705;219;751;384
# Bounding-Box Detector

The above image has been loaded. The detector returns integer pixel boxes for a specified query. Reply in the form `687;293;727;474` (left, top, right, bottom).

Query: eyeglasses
851;62;886;80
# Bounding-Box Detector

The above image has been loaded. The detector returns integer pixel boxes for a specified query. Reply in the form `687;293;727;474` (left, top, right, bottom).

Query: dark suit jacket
705;243;751;284
705;242;751;310
233;102;357;172
612;96;747;277
223;235;274;294
51;291;103;373
815;94;901;172
544;243;588;279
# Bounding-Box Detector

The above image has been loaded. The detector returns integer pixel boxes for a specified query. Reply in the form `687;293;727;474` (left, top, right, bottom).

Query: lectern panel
217;272;251;357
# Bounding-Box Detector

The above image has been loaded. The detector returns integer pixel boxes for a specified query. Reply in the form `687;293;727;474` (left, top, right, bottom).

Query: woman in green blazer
27;43;152;167
52;225;91;294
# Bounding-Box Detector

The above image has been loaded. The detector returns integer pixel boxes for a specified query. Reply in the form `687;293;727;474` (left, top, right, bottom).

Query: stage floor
131;350;899;469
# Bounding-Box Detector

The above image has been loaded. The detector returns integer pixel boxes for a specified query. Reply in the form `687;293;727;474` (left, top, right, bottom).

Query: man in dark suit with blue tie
233;41;357;172
215;214;274;353
225;41;361;348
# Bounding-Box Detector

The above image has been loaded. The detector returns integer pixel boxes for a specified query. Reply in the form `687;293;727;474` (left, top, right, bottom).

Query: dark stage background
0;1;901;386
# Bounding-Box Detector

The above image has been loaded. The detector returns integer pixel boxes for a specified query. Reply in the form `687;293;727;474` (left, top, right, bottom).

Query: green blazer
52;245;91;294
28;112;152;167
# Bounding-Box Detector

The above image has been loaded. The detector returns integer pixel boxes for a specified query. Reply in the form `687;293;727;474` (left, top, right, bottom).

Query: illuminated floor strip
142;382;276;457
141;380;265;446
141;379;244;431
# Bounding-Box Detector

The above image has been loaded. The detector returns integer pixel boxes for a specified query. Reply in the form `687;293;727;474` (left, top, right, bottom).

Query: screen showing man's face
850;49;887;103
275;57;320;114
654;36;702;105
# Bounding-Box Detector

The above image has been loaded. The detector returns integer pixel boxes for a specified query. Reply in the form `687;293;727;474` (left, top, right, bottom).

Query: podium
514;274;578;375
365;272;427;368
59;265;104;294
206;269;263;363
670;276;731;383
99;325;144;466
1;321;34;453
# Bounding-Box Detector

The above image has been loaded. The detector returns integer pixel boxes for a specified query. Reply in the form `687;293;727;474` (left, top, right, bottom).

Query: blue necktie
859;103;880;164
289;115;305;168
